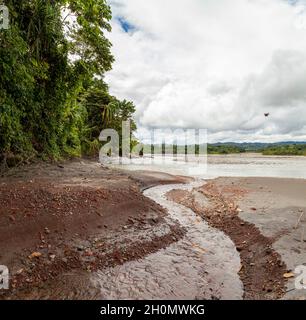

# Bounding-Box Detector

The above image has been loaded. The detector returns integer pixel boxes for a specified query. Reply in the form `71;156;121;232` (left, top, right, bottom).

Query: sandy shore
168;176;306;300
0;159;189;299
232;177;306;300
1;159;305;300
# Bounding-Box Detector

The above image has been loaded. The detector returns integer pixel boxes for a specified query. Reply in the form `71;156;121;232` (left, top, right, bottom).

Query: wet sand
230;177;306;300
168;176;306;300
92;182;243;300
0;159;189;299
1;158;306;300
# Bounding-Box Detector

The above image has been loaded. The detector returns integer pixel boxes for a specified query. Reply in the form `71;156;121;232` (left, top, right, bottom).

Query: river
110;153;306;180
91;154;306;299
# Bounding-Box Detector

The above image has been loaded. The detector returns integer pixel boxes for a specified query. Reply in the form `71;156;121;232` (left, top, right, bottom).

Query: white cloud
105;0;306;142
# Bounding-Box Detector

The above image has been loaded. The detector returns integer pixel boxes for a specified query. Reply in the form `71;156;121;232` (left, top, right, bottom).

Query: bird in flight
264;113;270;117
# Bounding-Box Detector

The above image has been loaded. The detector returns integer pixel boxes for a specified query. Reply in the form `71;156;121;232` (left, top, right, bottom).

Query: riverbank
168;176;306;300
1;159;305;300
0;159;189;299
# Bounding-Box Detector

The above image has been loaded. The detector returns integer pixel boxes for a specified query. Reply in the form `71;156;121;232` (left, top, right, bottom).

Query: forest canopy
0;0;136;167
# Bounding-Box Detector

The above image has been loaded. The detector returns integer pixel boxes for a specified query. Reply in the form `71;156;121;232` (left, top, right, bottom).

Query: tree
0;0;133;167
81;79;137;155
64;0;114;76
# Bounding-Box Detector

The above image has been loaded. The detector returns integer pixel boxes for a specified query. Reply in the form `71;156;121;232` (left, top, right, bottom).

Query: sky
105;0;306;143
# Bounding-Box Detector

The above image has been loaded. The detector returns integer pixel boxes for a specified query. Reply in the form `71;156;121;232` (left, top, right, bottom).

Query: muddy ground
0;159;188;299
168;177;306;300
1;159;305;300
231;177;306;300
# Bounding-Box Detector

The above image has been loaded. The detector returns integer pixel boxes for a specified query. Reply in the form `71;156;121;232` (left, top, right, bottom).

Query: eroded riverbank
167;180;287;299
1;158;305;300
91;181;243;300
0;160;188;299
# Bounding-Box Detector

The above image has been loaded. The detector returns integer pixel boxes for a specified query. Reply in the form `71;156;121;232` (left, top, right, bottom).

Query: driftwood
294;211;305;243
0;153;35;176
295;211;305;229
301;226;305;243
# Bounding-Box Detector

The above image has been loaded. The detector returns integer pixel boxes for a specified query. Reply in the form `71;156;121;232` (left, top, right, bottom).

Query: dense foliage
142;144;244;155
141;143;306;156
262;144;306;156
207;145;244;155
0;0;136;167
81;79;137;156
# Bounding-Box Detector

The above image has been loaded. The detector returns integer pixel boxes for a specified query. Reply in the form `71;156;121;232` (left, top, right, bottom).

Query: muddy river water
110;153;306;179
91;154;306;299
92;181;243;300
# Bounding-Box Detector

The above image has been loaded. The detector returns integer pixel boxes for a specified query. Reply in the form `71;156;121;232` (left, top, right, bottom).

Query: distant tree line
262;144;306;156
141;143;306;156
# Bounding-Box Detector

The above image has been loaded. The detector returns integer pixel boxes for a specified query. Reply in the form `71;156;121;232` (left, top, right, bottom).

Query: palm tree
102;101;118;126
26;0;61;60
117;100;136;120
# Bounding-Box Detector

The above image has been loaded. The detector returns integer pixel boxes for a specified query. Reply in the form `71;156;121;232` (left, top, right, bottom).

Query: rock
49;254;56;261
84;249;94;256
16;268;24;275
29;252;42;259
283;272;295;279
265;248;272;254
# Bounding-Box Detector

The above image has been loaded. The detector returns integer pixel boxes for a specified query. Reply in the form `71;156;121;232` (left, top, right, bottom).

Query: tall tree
0;0;128;167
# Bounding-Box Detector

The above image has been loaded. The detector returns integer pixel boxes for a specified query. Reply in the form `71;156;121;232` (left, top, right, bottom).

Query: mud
0;160;187;299
224;177;306;300
1;158;304;300
167;180;287;300
91;181;243;300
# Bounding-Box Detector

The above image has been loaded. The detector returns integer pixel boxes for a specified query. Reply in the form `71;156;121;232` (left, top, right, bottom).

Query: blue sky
116;17;135;33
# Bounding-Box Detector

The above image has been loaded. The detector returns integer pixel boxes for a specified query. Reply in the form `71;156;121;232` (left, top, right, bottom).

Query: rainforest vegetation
262;144;306;156
142;143;306;156
1;1;305;169
0;0;136;168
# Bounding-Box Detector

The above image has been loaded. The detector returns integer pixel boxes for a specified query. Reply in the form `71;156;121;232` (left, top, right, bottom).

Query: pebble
49;254;56;261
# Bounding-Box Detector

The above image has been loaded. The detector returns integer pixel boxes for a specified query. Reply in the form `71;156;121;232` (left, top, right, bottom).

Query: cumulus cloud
105;0;306;142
